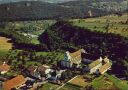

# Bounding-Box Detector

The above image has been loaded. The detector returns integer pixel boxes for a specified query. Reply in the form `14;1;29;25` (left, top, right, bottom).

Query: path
56;75;78;90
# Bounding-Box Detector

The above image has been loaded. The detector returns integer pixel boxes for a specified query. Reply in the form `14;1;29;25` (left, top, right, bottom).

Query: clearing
0;36;12;57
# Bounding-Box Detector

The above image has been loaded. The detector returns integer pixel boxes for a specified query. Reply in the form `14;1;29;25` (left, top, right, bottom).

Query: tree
66;70;72;78
84;85;94;90
61;71;67;80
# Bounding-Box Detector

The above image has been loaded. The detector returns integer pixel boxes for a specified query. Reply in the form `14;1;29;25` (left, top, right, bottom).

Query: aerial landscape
0;0;128;90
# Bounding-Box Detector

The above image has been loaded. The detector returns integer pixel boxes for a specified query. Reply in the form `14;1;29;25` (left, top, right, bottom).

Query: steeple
88;10;92;17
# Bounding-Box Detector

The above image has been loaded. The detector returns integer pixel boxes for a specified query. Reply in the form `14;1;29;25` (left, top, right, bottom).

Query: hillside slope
0;0;127;21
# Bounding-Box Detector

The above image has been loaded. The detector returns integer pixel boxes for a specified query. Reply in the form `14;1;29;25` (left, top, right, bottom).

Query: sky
0;0;78;4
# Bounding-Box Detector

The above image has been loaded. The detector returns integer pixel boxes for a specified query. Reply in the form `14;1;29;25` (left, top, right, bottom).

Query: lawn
39;82;60;90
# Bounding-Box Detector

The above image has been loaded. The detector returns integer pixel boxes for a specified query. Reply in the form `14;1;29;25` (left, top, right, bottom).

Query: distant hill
0;0;127;21
0;0;78;4
0;1;105;21
60;0;127;13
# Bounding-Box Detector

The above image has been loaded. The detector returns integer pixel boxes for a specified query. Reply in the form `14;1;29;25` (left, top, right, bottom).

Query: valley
0;13;128;90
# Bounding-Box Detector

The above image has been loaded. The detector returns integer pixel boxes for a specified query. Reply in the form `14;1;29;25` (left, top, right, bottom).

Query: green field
0;36;12;58
92;73;128;90
70;13;128;37
92;75;119;90
105;73;128;90
61;83;82;90
39;82;60;90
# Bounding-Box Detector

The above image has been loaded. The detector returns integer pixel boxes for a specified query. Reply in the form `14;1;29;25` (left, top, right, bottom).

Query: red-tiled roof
3;75;26;90
0;64;10;72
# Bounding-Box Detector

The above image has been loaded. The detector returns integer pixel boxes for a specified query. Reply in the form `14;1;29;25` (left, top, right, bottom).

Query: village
0;49;112;90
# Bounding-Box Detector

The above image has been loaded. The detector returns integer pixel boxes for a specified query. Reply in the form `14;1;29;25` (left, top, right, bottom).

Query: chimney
81;49;86;53
99;57;103;62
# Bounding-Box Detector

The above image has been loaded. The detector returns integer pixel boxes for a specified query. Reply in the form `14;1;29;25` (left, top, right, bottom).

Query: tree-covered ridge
0;0;127;21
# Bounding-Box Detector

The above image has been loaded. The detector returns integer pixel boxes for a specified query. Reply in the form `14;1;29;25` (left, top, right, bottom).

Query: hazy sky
0;0;78;3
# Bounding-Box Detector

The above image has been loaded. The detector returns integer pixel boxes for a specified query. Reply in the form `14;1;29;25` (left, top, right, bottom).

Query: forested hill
0;1;104;21
60;0;127;13
0;0;127;21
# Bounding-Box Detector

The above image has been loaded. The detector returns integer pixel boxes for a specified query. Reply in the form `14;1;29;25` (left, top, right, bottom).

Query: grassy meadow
70;13;128;37
0;36;12;57
39;82;60;90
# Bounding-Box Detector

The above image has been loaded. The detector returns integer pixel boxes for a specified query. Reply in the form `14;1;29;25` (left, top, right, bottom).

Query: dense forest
0;0;127;21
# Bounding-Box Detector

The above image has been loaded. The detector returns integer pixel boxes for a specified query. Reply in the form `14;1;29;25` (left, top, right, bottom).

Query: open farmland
105;73;128;90
92;75;119;90
0;37;12;50
70;13;128;37
0;36;12;57
69;75;89;87
39;82;60;90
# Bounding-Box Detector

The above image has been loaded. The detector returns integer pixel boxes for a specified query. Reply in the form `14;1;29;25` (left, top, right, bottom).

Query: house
99;57;112;74
28;66;41;79
88;57;102;74
38;65;52;78
0;62;10;74
49;69;65;83
88;57;112;74
3;75;26;90
64;49;86;67
55;70;65;79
